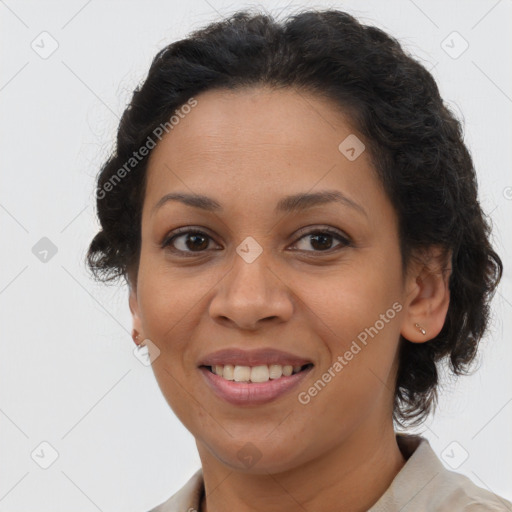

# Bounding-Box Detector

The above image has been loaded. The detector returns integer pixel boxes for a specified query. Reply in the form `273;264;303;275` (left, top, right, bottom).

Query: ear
400;246;452;343
128;279;144;345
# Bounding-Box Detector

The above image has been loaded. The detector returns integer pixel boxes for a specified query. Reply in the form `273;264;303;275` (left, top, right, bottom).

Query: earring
132;330;141;345
414;323;427;335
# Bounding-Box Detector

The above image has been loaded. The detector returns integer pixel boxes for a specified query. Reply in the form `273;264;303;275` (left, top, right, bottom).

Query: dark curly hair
86;8;503;427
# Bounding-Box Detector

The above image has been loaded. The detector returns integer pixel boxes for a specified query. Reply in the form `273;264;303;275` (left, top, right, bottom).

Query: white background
1;0;511;510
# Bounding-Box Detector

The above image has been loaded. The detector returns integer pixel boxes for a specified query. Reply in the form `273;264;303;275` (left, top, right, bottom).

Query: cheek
136;252;210;341
300;257;402;340
297;296;401;441
296;253;403;391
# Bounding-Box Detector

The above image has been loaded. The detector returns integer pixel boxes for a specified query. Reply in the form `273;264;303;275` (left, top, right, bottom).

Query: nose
208;249;294;331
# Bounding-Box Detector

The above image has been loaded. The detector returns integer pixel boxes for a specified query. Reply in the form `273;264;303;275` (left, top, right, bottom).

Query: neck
197;420;406;512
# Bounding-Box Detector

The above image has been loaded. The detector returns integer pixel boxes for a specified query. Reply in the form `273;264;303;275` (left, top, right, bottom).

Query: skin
128;86;451;512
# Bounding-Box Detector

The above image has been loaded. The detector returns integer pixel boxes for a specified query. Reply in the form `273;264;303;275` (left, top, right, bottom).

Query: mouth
198;362;314;406
200;363;314;383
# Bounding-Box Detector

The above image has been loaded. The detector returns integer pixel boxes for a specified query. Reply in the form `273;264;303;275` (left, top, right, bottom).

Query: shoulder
147;469;204;512
427;469;512;512
369;434;512;512
433;466;512;511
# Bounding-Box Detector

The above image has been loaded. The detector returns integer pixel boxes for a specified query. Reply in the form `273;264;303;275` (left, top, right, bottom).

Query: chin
202;436;313;475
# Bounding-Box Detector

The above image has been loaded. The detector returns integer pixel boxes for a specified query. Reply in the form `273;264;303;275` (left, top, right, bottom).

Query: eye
291;227;352;253
161;228;219;255
161;226;352;256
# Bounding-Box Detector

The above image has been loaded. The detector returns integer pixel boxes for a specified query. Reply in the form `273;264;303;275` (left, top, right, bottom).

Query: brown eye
162;230;216;254
161;226;351;257
292;228;351;253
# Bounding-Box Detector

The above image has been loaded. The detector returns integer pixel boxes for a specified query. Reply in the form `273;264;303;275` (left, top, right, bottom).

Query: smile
204;363;313;383
199;364;314;406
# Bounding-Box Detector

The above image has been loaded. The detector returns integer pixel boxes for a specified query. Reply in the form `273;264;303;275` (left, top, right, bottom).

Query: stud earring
132;330;141;345
414;322;427;335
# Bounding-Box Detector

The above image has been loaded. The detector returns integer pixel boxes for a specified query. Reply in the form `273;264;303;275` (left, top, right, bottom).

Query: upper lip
198;348;313;367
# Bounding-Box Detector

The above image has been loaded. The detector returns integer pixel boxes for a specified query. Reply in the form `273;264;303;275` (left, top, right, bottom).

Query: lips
200;365;313;405
197;347;314;405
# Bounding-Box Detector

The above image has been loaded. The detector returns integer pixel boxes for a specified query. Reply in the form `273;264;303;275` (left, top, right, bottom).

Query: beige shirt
148;434;512;511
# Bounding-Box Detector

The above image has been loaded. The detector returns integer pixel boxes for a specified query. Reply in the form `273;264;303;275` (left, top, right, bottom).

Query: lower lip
199;366;313;406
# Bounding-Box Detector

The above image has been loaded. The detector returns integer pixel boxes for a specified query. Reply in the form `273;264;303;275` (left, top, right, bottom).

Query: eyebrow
152;190;367;217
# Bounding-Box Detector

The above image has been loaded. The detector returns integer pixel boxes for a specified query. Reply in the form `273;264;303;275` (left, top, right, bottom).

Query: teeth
282;365;293;376
250;365;270;382
210;363;307;382
222;365;234;380
268;364;282;379
233;365;251;382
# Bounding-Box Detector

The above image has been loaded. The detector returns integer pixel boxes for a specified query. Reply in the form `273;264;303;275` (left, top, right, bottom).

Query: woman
86;9;510;512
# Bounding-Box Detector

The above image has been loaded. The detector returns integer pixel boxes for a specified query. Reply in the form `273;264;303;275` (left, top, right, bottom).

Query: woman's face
129;86;418;473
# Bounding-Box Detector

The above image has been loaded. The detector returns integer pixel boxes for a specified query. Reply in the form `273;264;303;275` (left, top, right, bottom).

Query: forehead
148;86;357;160
143;86;382;215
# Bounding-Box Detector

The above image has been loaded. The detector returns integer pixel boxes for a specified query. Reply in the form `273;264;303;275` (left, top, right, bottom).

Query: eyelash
161;226;352;257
